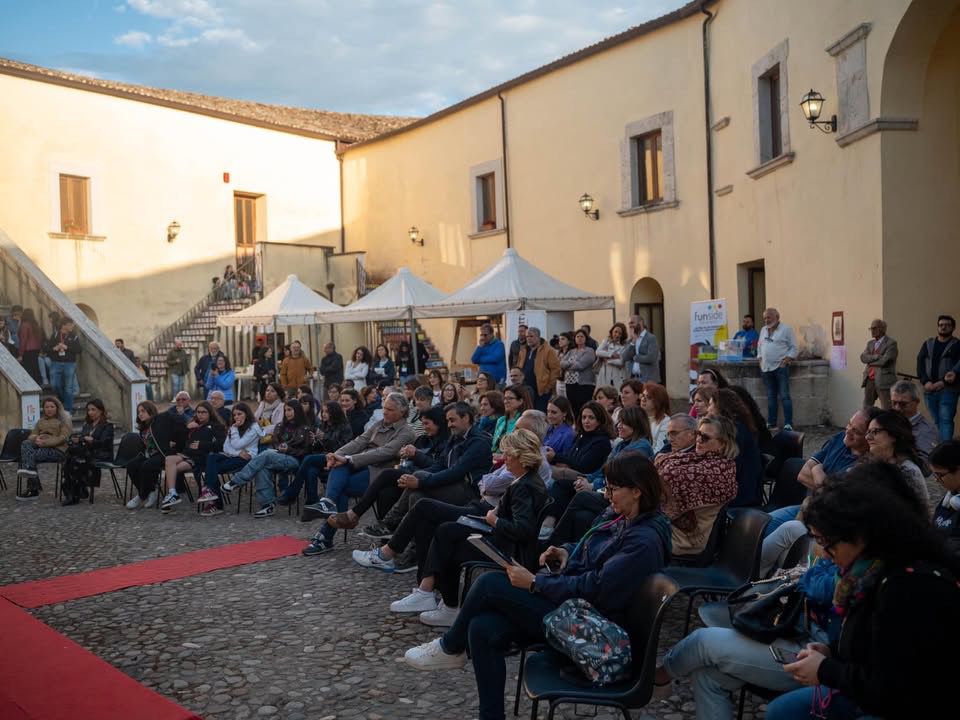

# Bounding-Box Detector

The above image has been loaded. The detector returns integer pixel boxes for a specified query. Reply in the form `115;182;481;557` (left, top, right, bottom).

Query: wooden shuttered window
59;174;90;234
477;173;497;230
634;130;664;205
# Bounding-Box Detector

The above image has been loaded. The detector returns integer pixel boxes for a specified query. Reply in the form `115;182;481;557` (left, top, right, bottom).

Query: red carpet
0;596;202;719
0;535;305;609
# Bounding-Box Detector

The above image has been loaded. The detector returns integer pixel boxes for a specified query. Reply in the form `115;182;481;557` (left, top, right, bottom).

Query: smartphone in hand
769;646;799;665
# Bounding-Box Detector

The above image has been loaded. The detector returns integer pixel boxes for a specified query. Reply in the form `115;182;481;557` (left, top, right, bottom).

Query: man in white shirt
758;307;798;430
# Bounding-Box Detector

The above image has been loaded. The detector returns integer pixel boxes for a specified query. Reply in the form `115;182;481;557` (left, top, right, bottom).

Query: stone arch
628;277;666;383
76;303;98;326
880;0;960;117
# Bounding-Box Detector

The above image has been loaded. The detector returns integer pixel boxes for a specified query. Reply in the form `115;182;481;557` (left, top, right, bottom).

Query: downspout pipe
701;2;716;299
498;92;512;249
337;141;346;254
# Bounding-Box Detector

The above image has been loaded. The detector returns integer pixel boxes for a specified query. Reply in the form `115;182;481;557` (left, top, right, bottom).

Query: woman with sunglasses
864;410;930;506
655;415;738;554
763;463;960;720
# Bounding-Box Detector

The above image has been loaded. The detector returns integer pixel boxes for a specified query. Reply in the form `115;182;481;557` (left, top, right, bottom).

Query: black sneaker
393;545;418;574
16;488;40;501
253;503;276;519
359;522;394;540
302;537;335;556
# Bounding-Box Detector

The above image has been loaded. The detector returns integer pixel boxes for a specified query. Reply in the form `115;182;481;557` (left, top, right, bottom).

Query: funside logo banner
690;300;728;345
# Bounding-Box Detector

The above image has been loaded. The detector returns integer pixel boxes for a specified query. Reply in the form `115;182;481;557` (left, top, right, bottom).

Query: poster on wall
21;394;39;428
689;299;730;390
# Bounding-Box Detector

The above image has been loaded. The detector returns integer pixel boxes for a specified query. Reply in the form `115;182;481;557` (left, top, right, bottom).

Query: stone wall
707;359;832;426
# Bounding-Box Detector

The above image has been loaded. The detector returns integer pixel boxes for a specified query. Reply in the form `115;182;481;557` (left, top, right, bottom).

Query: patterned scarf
832;557;884;617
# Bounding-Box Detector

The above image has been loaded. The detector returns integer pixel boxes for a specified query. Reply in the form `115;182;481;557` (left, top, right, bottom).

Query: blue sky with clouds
1;0;688;117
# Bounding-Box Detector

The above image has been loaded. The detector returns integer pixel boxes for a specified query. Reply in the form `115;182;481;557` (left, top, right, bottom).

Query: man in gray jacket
624;316;661;383
860;319;898;410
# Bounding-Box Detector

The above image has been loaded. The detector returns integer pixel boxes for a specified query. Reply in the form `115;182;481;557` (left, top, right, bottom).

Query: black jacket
183;423;226;463
730;421;763;508
44;329;82;363
347;408;368;438
492;471;548;571
553;429;612;474
79;421;114;462
273;421;311;459
314;421;353;453
143;412;187;457
817;563;960;718
319;352;344;385
411;431;450;472
418;424;493;491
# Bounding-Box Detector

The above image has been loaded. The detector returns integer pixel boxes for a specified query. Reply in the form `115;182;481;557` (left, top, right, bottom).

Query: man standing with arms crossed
758;307;798;431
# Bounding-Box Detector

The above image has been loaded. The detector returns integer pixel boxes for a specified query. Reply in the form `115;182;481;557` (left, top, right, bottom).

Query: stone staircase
143;297;253;393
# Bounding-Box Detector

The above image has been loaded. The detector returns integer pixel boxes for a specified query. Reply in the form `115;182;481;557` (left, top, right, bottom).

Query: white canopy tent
316;266;446;375
217;274;341;370
415;248;615;317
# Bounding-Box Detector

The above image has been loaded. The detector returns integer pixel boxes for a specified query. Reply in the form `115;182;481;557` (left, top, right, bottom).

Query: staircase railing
0;229;147;431
145;257;258;362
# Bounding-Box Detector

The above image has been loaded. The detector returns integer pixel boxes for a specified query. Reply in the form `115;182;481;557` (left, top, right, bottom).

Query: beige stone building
1;0;958;426
341;0;960;421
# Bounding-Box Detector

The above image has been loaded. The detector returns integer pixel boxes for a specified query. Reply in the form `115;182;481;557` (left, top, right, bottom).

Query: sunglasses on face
807;532;837;555
695;431;718;442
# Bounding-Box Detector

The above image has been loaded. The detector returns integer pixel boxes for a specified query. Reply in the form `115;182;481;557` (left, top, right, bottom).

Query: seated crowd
8;324;960;720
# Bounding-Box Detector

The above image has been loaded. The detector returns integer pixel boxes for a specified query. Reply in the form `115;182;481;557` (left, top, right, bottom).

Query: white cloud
114;30;152;48
77;1;691;115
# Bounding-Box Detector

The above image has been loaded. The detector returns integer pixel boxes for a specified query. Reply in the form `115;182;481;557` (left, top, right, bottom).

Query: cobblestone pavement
0;425;889;720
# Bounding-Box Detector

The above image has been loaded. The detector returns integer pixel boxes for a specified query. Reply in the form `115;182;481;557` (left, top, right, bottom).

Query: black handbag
727;577;806;643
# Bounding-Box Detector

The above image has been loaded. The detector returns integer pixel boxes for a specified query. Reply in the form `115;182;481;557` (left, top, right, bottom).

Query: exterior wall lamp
408;226;424;246
578;193;599;220
167;220;181;242
799;89;837;133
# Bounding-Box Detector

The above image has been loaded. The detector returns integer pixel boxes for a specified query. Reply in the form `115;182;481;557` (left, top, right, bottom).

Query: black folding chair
764;430;805;480
522;574;680;720
665;508;771;633
95;432;144;502
668;503;729;568
0;428;30;491
764;457;809;512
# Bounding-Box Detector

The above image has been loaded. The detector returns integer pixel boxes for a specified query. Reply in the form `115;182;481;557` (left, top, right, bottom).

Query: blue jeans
169;373;185;398
662;627;804;720
204;454;249;508
286;454;328;504
39;355;52;386
924;390;959;441
319;466;370;541
763;505;802;538
50;361;77;412
766;687;875;720
229;450;301;509
441;571;555;720
762;366;793;427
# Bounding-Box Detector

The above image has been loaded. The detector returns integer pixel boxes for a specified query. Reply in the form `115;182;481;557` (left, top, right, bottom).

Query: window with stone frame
619;111;676;214
749;39;793;174
758;64;783;162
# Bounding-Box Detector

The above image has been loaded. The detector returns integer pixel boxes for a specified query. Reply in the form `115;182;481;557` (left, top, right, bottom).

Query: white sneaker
352;548;395;572
419;601;459;628
144;490;158;509
390;588;439;614
404;638;466;670
126;495;143;510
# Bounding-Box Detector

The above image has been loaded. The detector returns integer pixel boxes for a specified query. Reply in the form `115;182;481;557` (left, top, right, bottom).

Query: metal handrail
145;257;257;360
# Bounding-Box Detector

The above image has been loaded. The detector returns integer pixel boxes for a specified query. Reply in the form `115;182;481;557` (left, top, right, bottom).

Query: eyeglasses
864;428;887;438
695;431;718;443
667;429;692;438
932;469;956;481
807;532;838;555
890;400;913;409
604;484;624;496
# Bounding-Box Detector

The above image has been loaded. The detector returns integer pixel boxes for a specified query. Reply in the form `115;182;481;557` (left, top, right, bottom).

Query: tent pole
409;307;420;376
272;319;280;392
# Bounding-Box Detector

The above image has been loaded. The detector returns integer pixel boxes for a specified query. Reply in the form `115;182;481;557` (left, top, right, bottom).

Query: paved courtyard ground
0;425;868;720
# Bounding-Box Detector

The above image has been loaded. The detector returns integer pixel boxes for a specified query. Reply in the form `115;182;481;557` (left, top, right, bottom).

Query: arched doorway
76;303;98;326
629;277;665;384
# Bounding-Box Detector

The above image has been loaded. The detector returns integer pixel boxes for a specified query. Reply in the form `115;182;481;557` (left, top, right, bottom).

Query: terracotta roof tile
0;56;417;143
